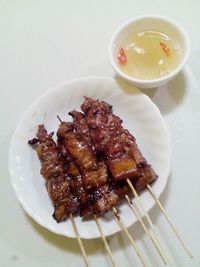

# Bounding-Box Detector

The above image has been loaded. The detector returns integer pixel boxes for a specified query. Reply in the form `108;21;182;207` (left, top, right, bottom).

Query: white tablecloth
1;1;200;266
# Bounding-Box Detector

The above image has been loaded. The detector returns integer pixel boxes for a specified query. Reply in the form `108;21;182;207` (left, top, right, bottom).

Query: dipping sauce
117;31;180;80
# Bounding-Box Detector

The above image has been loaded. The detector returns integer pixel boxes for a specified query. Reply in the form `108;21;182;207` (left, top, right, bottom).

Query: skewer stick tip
94;214;117;267
69;213;90;267
147;185;193;259
112;208;148;267
57;115;62;122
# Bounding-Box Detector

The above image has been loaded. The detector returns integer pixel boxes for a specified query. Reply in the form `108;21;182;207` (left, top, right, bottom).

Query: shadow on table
109;174;171;267
26;214;103;256
144;71;187;114
115;70;187;115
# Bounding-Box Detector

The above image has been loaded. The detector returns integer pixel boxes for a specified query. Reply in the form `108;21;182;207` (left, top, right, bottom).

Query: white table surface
1;1;200;266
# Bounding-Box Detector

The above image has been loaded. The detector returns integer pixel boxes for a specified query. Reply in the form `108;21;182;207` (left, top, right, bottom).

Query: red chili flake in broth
160;42;170;57
117;48;127;64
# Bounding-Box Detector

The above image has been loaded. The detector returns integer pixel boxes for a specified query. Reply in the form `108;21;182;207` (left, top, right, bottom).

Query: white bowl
108;15;190;89
9;77;171;239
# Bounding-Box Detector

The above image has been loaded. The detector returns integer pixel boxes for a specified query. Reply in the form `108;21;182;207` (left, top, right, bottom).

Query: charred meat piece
80;183;129;217
29;125;79;222
58;145;89;207
69;174;88;206
48;174;79;220
57;121;97;170
133;164;157;192
81;97;119;152
69;110;95;152
81;159;108;190
92;183;129;214
36;126;63;181
57;121;108;189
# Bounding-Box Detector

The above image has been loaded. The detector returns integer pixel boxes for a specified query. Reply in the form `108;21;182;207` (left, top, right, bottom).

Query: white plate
9;76;171;239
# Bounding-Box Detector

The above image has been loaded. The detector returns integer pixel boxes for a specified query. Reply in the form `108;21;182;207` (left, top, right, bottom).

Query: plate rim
9;76;171;239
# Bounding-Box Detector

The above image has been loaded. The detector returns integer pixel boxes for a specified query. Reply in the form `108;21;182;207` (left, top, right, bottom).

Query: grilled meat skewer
29;124;79;222
57;121;108;189
69;110;130;216
81;97;157;186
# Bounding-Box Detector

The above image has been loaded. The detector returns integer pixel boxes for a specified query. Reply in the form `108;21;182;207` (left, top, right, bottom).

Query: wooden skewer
147;184;193;258
69;213;90;267
57;115;111;265
126;178;171;264
94;215;117;267
125;194;168;265
112;207;148;267
57;115;62;122
56;116;90;265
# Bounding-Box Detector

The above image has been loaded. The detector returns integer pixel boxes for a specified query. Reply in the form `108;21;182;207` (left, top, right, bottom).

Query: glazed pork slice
69;110;95;152
29;124;79;222
92;183;129;214
80;182;129;217
133;164;157;191
47;176;79;222
57;121;108;189
58;142;89;207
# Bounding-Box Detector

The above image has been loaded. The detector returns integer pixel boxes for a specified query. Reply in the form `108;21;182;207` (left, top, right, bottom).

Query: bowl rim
108;15;190;85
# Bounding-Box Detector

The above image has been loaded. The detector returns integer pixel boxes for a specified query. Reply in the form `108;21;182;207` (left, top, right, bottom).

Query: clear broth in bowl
118;31;180;80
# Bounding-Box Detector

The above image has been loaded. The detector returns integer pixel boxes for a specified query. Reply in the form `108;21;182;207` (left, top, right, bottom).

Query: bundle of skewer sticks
70;180;193;267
